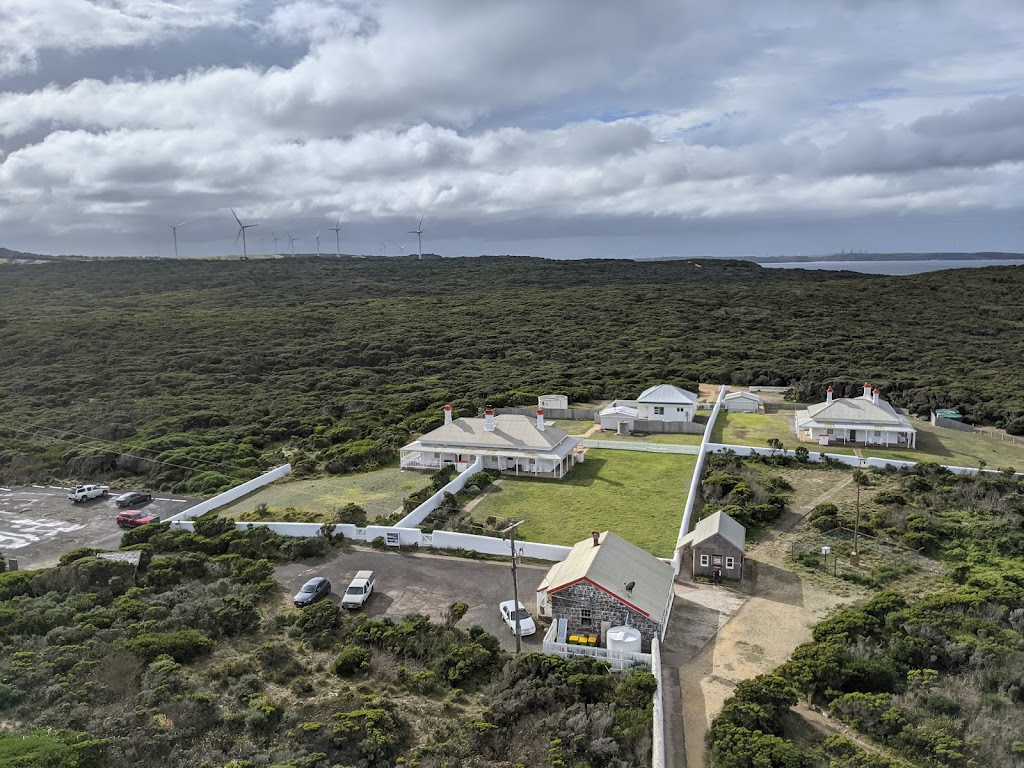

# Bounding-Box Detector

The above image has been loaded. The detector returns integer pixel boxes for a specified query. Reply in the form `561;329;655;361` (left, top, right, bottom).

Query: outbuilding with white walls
723;391;761;413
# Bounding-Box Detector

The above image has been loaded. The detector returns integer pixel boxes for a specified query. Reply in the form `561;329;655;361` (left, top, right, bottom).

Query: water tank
606;625;642;653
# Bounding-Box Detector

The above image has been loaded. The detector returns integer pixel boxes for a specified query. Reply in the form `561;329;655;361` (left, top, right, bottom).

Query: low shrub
124;630;215;663
333;646;372;676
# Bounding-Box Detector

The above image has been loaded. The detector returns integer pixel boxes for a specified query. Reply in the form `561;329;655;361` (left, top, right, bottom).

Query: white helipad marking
0;487;11;492
48;485;67;490
32;485;46;489
162;498;188;503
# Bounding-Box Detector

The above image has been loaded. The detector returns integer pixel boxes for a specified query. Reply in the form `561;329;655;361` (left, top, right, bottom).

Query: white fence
651;636;665;768
582;440;700;455
165;464;292;523
673;386;727;573
394;456;484;528
541;623;652;670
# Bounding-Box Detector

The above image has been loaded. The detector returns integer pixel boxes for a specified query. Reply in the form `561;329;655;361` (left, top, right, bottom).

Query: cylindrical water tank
606;625;642;653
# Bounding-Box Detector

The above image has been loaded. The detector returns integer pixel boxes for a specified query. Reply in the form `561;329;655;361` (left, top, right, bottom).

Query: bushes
0;730;107;768
333;646;371;676
124;630;215;663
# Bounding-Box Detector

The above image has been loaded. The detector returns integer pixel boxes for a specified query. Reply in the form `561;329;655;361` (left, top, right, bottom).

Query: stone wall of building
550;581;661;652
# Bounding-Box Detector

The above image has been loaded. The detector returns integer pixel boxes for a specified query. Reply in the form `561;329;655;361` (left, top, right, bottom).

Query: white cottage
636;384;698;422
723;391;762;413
794;384;917;448
400;406;583;478
538;394;569;410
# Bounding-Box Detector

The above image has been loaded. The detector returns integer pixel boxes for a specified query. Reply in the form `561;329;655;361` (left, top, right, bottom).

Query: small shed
598;401;639;432
723;391;761;413
539;394;569;410
678;511;746;581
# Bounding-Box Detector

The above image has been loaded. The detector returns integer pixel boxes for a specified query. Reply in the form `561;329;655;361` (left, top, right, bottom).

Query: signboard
385;531;401;547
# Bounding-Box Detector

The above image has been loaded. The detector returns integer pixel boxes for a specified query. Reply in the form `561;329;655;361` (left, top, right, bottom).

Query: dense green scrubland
1;256;1023;492
709;463;1024;768
0;521;655;768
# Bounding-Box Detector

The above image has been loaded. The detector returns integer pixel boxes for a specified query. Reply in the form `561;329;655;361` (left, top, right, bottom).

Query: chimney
484;407;496;432
536;408;545;431
872;387;880;405
443;404;453;424
863;382;872;398
591;531;600;547
826;386;833;404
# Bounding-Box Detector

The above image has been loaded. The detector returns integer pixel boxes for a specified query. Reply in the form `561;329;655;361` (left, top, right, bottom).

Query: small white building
636;383;698;422
400;406;583;478
598;401;640;432
723;391;761;413
538;394;569;410
794;384;917;449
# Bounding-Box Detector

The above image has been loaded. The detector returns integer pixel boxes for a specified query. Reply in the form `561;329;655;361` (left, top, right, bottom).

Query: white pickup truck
68;484;109;502
341;570;376;610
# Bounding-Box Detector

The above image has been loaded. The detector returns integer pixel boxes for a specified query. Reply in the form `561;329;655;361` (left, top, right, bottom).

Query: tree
767;438;784;456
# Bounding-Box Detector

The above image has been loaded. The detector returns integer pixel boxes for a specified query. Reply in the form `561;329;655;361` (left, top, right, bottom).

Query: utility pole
852;459;865;566
501;520;525;653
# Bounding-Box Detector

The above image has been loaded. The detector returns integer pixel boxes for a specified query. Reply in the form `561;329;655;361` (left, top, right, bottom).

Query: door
849;430;857;442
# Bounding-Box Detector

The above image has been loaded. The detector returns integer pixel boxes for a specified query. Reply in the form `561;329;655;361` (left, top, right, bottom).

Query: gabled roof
539;531;675;623
638;384;698;404
679;510;746;551
599;401;639;418
414;414;577;452
724;391;761;402
804;394;913;428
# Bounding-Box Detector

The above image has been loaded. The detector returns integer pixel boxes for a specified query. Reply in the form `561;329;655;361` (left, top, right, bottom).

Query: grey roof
413;414;577;452
600;401;639;418
679;510;746;551
637;383;698;404
804;394;913;427
539;531;675;623
724;391;761;402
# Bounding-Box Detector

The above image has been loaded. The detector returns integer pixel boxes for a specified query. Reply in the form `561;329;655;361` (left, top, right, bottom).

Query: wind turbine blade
418;216;423;229
231;209;242;227
235;228;242;246
176;220;191;227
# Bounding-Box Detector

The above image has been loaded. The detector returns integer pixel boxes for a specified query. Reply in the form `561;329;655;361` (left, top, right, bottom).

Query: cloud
0;0;1023;257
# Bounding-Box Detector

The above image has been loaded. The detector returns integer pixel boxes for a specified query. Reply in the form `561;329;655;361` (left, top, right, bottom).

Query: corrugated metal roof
724;391;761;402
679;510;746;551
539;531;675;623
637;384;698;404
599;402;639;418
805;395;913;427
414;415;578;452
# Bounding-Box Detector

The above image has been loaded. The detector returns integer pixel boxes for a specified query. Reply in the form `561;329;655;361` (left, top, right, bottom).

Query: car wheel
102;490;108;496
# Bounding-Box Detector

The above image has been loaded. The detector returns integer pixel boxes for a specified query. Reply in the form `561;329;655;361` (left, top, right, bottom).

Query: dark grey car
293;577;331;607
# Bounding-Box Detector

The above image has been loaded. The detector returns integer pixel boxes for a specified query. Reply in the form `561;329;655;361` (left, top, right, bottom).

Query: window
580;608;593;628
699;554;709;567
654;406;665;415
678;407;687;413
725;557;735;570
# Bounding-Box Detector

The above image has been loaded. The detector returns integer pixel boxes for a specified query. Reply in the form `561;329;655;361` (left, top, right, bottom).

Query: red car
116;510;160;528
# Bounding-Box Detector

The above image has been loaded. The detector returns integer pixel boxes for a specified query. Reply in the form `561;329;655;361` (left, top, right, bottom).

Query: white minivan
341;570;376;609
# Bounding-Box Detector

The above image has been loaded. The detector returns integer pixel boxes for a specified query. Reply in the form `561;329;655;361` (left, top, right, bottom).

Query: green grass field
585;430;705;446
218;468;429;521
709;410;1024;469
468;448;696;556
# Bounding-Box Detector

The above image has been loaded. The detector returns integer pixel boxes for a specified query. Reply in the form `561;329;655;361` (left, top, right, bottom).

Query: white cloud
1;0;1023;256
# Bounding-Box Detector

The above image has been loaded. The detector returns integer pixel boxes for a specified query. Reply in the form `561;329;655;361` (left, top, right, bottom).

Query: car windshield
346;586;364;595
122;512;142;519
300;583;317;593
514;608;531;620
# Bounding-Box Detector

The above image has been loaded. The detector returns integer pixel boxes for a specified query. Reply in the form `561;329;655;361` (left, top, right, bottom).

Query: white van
341;570;376;609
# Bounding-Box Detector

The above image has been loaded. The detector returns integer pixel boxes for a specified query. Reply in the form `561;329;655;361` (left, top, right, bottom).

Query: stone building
536;531;675;652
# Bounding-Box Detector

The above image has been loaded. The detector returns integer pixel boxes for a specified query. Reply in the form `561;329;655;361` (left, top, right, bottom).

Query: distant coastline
743;251;1024;264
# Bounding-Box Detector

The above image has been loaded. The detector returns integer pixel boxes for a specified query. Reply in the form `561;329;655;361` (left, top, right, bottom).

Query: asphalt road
275;549;550;652
0;485;197;570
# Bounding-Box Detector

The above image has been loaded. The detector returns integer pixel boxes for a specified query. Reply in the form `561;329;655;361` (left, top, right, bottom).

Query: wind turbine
399;244;406;256
329;217;342;257
312;231;321;257
271;231;279;254
231;209;257;257
379;242;387;257
287;233;298;256
408;216;424;259
169;219;190;258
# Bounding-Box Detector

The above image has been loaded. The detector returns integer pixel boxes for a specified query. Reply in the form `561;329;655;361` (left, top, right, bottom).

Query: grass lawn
468;448;696;557
546;419;598;435
585;430;704;446
862;420;1024;470
218;468;429;521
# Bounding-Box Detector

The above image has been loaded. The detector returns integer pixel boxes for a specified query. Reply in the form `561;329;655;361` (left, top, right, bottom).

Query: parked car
68;485;109;502
116;509;160;528
115;491;153;508
293;577;331;607
341;570;376;609
499;600;537;636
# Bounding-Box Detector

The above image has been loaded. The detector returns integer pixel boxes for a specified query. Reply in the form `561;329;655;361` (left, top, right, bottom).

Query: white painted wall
638;403;694;422
394;455;483;529
165;464;292;523
651;636;666;768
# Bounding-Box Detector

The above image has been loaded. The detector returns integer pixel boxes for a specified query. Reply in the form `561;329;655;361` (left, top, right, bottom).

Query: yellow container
569;635;580;645
587;636;597;646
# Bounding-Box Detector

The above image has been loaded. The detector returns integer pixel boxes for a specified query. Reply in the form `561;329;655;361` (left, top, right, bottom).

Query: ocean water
761;259;1024;275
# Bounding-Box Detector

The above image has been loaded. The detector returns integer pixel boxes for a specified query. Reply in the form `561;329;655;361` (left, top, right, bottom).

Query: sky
0;0;1022;259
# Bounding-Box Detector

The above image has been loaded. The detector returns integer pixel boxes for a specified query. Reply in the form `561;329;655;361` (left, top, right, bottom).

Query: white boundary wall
394;456;484;528
582;440;700;455
165;464;292;523
672;386;727;573
651;636;665;768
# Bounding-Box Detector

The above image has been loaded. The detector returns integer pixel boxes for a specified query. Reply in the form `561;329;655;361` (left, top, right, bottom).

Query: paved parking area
275;549;549;652
0;485;197;570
